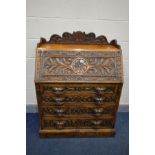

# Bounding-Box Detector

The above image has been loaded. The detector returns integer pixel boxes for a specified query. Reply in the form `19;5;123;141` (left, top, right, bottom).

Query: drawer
41;116;115;130
39;104;116;117
40;94;116;105
40;83;118;96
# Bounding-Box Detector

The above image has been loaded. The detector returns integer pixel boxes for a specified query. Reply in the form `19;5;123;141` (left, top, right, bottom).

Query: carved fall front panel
36;49;122;82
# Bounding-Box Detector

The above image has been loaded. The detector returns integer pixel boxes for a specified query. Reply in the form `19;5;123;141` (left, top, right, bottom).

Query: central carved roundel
71;57;89;75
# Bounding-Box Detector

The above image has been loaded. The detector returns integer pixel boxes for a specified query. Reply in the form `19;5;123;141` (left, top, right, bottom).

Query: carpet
26;113;129;155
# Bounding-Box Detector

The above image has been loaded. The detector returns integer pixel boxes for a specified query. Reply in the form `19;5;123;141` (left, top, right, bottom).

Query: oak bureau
35;31;123;138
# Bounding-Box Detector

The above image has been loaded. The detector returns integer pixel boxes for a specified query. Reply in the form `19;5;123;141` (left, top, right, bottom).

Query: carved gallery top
35;31;123;83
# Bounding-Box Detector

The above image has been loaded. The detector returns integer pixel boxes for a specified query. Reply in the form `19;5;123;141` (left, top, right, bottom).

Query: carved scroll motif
38;31;120;49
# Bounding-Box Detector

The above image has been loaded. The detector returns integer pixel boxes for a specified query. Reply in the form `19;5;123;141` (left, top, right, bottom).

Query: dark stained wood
35;31;123;138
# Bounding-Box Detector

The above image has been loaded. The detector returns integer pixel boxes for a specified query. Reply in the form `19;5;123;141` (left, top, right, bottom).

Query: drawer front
39;104;116;117
41;116;114;130
41;84;117;95
41;94;116;105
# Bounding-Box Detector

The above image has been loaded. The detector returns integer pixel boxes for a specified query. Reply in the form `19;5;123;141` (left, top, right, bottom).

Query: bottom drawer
41;116;115;130
39;104;116;117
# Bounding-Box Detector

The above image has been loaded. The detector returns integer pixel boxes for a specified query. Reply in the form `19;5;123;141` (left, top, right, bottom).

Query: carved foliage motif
36;49;122;82
42;51;116;77
38;31;120;49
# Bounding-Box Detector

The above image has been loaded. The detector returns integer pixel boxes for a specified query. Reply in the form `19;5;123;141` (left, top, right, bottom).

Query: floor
26;113;129;155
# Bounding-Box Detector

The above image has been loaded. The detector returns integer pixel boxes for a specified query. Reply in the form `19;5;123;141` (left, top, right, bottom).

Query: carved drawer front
41;84;117;95
40;94;116;106
41;116;114;130
39;104;116;117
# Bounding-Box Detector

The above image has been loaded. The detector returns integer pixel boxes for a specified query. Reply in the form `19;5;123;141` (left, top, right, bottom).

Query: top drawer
41;83;117;95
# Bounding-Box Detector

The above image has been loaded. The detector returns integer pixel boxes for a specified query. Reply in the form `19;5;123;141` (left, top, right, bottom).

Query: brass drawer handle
95;87;106;95
55;109;65;116
94;97;104;105
91;120;102;126
95;87;113;94
95;87;106;91
53;97;64;105
93;108;103;116
52;87;65;94
54;120;66;129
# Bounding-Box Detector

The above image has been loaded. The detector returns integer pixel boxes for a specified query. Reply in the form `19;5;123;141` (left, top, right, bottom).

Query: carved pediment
38;31;120;48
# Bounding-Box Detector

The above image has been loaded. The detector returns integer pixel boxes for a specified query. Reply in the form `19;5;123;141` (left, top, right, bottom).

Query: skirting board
26;104;129;113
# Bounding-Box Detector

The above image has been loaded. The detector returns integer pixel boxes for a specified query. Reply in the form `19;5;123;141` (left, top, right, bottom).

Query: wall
26;0;129;112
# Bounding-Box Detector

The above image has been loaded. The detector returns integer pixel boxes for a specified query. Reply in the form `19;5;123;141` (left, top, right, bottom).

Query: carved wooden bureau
35;31;123;138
